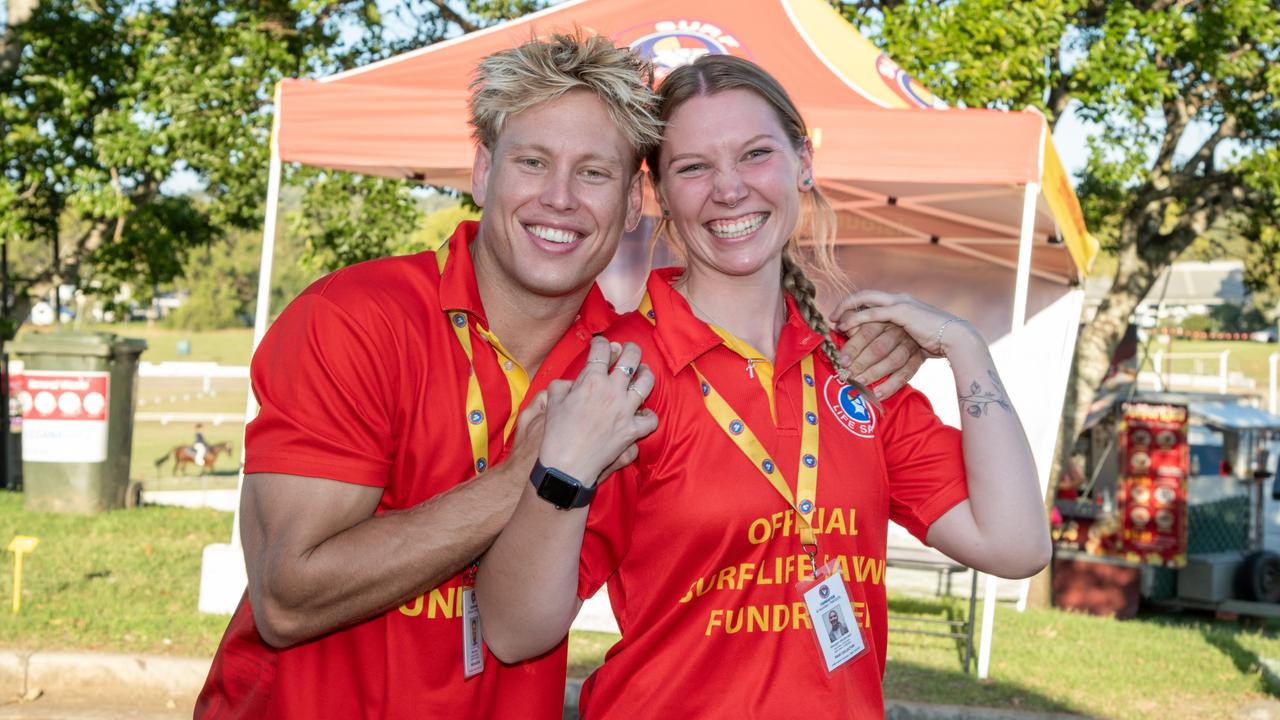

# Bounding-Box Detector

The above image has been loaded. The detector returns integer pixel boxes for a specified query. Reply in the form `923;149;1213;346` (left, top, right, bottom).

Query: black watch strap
530;460;596;509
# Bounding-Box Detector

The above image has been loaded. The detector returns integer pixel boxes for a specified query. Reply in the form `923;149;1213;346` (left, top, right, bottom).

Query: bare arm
834;292;1051;579
241;394;548;648
477;340;656;663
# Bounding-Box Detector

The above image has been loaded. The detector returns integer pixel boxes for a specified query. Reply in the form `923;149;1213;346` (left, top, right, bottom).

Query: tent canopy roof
274;0;1098;280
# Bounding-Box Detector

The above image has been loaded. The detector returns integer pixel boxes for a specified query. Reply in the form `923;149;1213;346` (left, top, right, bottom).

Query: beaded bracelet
933;317;959;357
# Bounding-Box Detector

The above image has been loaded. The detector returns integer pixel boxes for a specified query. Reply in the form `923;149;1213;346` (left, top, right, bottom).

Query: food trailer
1055;391;1280;618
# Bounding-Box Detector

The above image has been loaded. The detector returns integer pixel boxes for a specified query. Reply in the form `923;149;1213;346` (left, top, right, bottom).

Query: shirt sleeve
575;317;667;601
578;462;640;601
878;385;969;543
244;291;399;487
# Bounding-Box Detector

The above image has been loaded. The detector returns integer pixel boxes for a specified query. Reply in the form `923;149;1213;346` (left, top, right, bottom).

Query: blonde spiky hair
469;31;662;169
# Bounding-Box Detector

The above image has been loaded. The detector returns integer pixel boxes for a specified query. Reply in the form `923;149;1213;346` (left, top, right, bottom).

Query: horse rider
193;424;210;468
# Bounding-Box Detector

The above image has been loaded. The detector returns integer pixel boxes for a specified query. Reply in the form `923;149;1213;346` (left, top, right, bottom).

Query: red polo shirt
197;221;614;720
576;268;969;720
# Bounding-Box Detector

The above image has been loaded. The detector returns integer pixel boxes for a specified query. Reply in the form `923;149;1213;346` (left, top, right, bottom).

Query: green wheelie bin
8;332;147;513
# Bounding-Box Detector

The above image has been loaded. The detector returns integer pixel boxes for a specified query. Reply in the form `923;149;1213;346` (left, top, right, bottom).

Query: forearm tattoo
959;370;1011;418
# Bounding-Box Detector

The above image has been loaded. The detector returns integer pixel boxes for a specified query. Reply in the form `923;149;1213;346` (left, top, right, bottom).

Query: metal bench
885;545;978;673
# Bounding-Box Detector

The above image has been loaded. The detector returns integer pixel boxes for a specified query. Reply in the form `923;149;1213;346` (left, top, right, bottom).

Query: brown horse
154;441;234;476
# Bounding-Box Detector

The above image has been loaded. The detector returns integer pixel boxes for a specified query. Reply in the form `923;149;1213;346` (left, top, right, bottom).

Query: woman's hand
830;290;982;360
536;336;658;484
829;297;924;399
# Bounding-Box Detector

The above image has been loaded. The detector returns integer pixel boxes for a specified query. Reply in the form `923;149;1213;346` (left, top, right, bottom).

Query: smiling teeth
706;213;767;239
527;225;581;244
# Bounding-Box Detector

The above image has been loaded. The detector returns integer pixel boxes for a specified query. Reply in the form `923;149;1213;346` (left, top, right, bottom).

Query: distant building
1085;260;1247;326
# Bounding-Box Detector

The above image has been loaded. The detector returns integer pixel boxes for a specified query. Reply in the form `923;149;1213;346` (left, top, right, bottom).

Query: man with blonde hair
195;33;663;719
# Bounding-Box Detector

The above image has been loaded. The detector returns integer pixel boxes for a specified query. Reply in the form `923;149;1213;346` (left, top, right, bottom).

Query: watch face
536;468;581;508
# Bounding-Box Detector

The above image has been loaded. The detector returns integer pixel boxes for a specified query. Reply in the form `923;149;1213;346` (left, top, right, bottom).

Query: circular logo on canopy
615;20;752;82
874;54;944;109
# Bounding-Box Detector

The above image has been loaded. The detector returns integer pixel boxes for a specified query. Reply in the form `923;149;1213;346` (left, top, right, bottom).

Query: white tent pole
197;91;284;615
976;178;1041;680
231;133;283;548
1270;352;1278;415
1009;181;1039;332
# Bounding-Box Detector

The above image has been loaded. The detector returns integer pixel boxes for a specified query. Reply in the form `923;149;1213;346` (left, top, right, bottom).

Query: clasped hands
514;337;658;488
510;289;961;486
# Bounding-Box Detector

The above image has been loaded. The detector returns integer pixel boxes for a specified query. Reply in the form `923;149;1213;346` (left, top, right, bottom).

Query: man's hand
830;298;925;400
502;388;550;485
241;383;565;649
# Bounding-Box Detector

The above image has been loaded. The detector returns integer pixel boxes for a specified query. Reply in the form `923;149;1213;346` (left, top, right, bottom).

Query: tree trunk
0;0;39;76
1025;218;1173;607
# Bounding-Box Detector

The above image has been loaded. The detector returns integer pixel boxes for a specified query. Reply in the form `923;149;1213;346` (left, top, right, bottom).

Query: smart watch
529;460;596;510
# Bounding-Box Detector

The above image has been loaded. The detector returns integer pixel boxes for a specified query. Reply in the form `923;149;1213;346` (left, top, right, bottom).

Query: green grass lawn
45;322;256;366
567;594;1280;719
0;493;233;656
880;595;1280;719
0;490;1274;716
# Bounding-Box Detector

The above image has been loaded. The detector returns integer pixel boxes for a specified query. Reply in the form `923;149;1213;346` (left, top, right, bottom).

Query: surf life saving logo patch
614;20;753;83
823;376;877;438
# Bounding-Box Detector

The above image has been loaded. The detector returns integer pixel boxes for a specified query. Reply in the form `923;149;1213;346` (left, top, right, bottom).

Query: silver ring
585;359;609;366
616;365;636;378
628;385;644;398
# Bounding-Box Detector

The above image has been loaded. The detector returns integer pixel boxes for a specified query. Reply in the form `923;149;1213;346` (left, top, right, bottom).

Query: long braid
781;249;883;413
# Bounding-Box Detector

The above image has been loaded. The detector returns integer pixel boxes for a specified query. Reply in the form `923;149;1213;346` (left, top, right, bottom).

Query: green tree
293;172;427;271
838;0;1279;605
394;204;482;256
0;0;541;337
168;245;251;331
166;221;318;331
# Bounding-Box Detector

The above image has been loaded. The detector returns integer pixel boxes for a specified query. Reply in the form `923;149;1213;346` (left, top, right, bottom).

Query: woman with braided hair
477;55;1049;719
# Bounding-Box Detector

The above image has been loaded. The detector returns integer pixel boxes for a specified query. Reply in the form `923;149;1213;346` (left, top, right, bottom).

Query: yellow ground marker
7;536;38;614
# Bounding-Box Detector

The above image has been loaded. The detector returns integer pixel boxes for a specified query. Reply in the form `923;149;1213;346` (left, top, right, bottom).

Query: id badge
796;560;866;674
461;584;485;678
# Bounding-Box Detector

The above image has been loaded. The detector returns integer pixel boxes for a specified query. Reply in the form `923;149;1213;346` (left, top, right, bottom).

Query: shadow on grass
883;659;1090;716
564;663;1089;720
1201;625;1271;695
1133;604;1279;699
1139;602;1280;635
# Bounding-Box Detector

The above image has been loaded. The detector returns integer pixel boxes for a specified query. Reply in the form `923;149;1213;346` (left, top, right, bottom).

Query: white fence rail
134;363;250;424
137;361;249;393
135;412;243;425
1150;351;1233;393
1143;351;1279;414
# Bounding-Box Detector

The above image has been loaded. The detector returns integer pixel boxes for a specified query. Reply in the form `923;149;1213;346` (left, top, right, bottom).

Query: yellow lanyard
436;246;530;475
640;292;822;551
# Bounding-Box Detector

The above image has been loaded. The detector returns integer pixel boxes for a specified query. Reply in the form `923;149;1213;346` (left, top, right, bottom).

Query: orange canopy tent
271;0;1096;293
213;0;1099;678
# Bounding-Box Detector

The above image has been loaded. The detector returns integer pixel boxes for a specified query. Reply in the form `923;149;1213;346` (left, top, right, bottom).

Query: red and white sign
14;371;110;463
1114;402;1188;568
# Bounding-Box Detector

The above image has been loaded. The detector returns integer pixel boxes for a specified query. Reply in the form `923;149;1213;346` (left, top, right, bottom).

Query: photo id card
461;586;485;678
800;564;866;674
